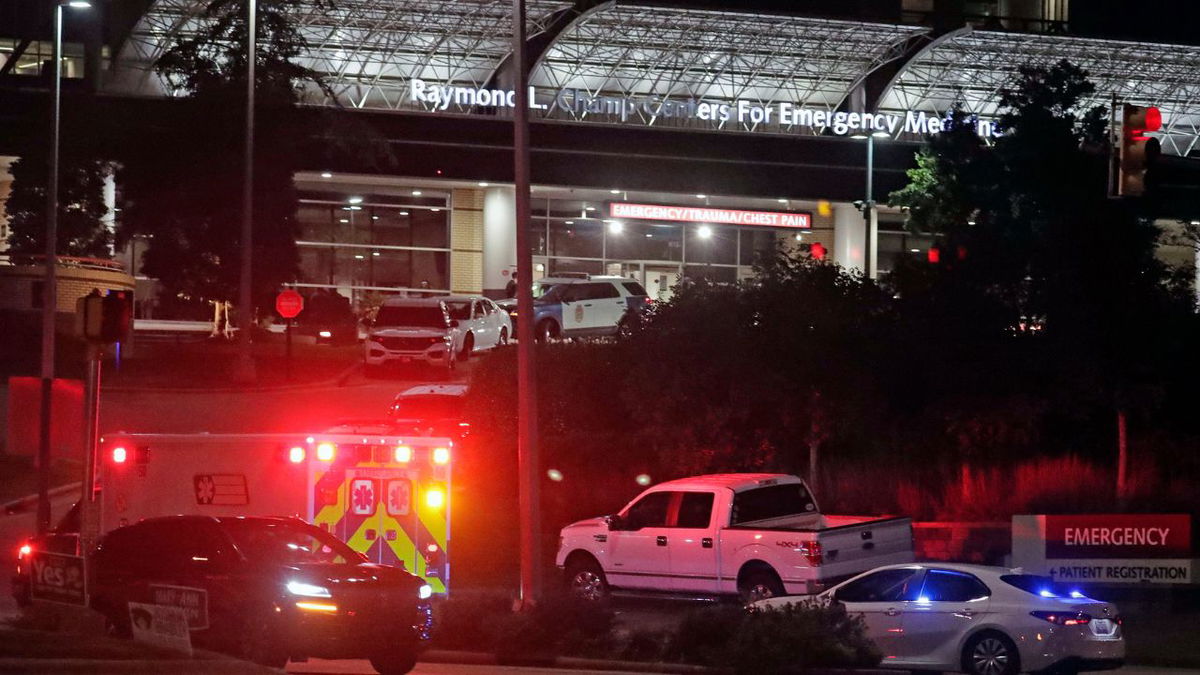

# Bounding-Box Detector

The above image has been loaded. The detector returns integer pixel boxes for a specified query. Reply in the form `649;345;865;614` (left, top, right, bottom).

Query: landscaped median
429;592;883;675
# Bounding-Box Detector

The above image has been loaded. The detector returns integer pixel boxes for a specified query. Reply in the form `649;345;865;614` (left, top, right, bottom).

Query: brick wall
450;188;484;294
0;263;135;312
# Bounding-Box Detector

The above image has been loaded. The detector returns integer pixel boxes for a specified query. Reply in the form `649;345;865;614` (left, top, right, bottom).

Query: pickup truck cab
556;473;913;603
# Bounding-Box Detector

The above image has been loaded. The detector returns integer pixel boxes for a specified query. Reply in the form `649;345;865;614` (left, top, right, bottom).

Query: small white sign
129;602;192;656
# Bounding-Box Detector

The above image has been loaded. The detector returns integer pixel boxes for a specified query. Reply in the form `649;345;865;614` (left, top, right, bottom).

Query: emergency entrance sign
1013;514;1194;584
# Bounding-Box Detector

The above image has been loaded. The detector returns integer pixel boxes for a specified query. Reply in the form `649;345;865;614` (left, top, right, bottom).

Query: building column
833;202;866;273
450;188;485;295
482;186;517;298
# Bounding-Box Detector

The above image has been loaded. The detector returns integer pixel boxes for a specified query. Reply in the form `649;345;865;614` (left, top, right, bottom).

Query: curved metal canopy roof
111;0;1200;156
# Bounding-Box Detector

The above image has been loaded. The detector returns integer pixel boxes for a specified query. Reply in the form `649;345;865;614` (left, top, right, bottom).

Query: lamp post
852;131;889;279
512;0;542;607
234;0;257;383
37;0;91;534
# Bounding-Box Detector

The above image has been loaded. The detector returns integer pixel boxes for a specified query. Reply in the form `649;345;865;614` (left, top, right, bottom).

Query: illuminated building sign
409;78;998;138
1013;514;1194;584
611;202;812;229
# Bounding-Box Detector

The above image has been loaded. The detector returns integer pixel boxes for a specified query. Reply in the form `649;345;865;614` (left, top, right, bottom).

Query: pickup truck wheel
369;648;418;675
739;568;785;604
566;558;609;602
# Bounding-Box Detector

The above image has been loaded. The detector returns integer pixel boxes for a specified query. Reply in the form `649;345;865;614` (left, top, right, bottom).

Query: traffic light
1118;104;1161;197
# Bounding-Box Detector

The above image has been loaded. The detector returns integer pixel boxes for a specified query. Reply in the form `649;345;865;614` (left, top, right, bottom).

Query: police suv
499;275;650;342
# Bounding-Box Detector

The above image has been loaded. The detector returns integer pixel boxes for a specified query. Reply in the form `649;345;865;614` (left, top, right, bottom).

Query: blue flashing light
1069;590;1086;599
1038;589;1057;598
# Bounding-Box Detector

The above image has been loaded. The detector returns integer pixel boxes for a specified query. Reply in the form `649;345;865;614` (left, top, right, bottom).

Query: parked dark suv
90;516;433;674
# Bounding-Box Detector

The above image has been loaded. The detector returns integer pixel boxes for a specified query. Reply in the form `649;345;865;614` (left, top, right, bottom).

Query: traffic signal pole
512;0;542;607
234;0;257;383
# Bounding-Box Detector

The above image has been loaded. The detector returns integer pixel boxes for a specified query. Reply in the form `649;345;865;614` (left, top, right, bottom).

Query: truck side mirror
604;514;626;531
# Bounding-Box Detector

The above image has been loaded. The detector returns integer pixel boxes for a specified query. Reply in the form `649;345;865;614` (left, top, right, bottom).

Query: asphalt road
282;659;1197;674
290;662;660;674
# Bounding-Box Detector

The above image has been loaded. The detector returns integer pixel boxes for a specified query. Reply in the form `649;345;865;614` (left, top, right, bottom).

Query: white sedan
365;295;510;373
756;563;1124;675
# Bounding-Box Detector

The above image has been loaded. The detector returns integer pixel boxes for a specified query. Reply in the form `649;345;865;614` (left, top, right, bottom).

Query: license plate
1091;619;1115;635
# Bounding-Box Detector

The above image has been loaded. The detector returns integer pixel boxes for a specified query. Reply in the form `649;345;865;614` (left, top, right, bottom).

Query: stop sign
276;289;304;319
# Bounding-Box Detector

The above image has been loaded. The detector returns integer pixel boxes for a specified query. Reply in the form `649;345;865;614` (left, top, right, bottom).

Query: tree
4;149;111;258
117;0;331;313
889;59;1190;487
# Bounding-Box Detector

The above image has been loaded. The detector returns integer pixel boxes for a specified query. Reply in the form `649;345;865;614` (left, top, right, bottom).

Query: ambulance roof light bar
394;445;413;463
316;442;336;462
433;447;450;465
289;446;306;463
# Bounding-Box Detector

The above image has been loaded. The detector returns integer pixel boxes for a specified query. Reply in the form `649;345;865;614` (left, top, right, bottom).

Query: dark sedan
90;515;432;674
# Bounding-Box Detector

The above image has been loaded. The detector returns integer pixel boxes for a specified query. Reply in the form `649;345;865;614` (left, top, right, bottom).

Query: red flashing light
927;247;941;264
1146;106;1162;132
810;242;826;260
316;442;336;462
18;544;32;559
432;447;450;465
289;446;306;463
394;445;413;463
112;446;127;463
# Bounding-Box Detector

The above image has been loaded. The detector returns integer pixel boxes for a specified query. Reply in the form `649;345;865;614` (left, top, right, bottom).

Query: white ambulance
95;431;453;594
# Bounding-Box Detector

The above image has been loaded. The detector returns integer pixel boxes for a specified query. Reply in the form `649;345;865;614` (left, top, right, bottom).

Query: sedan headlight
287;580;332;598
418;584;433;600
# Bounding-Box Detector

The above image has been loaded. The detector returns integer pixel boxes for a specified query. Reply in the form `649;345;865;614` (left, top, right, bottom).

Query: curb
103;361;363;395
423;650;716;673
0;658;274;674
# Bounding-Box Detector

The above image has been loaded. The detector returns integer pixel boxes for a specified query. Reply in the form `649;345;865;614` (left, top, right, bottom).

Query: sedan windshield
222;519;362;565
375;305;446;329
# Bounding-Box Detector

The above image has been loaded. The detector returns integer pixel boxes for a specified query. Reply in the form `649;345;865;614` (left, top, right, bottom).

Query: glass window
579;282;619;300
549;219;603;258
689;225;737;265
444;300;472;320
298;204;335;242
606;222;683;262
739;229;784;266
920;570;991;602
622;281;648;296
676;493;715;529
731;483;817;525
548;258;603;277
999;574;1075;599
623;492;672;530
684;265;738;284
374;304;447;328
835;568;921;603
222;519;361;565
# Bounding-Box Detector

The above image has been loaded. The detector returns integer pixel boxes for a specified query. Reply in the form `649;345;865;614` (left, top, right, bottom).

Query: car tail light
319;330;332;338
316;442;336;462
18;544;31;560
111;446;127;463
394;445;412;463
801;541;823;566
1031;611;1092;626
288;446;306;463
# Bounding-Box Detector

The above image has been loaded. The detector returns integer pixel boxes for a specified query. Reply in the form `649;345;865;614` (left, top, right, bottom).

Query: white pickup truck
556;473;914;602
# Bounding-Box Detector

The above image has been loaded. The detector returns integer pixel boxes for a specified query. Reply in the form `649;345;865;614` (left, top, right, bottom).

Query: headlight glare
418;584;433;599
287;581;332;598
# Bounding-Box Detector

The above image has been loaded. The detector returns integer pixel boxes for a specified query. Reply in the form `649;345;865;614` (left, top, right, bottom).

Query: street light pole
864;134;877;280
512;0;542;607
234;0;257;382
37;0;90;534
